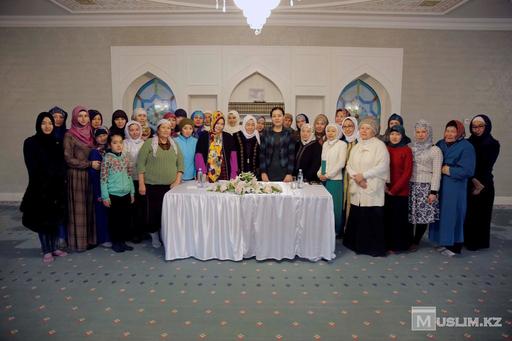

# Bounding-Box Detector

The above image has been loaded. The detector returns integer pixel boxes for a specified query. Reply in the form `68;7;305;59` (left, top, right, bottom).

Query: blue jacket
174;135;198;180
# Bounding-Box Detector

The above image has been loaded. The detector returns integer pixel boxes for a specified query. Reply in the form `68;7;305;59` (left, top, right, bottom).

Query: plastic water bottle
297;169;304;189
197;168;204;188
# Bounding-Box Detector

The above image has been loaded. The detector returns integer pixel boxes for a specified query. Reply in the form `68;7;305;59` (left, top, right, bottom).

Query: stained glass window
337;79;381;123
133;78;177;131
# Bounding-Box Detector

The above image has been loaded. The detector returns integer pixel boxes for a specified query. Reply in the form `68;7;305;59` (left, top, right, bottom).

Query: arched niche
337;73;391;125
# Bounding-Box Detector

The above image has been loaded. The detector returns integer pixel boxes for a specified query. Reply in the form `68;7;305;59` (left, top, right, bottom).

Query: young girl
384;125;413;253
124;120;146;243
195;111;238;182
88;126;111;248
259;107;295;182
110;110;129;138
174;118;198;181
317;123;347;237
101;133;135;253
234;115;260;176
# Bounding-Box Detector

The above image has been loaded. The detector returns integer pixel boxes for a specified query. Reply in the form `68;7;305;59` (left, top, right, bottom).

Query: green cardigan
136;139;184;185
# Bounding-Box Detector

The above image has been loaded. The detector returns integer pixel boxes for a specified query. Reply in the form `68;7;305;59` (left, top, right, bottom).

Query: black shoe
131;236;142;244
112;243;125;253
122;243;134;251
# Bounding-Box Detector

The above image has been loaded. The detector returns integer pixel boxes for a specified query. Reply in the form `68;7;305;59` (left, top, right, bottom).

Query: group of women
21;104;500;262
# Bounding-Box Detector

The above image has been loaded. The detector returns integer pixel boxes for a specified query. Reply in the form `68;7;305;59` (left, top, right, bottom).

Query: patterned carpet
0;204;510;341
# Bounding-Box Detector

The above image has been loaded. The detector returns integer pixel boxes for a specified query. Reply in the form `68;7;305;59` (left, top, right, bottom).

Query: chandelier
217;0;295;35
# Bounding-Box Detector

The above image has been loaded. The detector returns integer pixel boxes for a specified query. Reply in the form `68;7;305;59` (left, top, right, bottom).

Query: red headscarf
67;105;94;147
445;120;466;141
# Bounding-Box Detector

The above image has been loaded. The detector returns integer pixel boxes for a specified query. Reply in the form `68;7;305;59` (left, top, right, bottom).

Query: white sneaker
441;249;456;257
151;239;162;248
436;246;447;252
101;242;112;248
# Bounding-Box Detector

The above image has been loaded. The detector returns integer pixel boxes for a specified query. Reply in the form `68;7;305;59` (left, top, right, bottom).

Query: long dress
342;140;357;227
64;133;96;251
429;139;475;247
464;116;500;250
294;140;321;182
89;148;110;245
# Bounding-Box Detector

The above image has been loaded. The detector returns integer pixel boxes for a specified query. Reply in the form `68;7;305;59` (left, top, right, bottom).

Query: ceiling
1;0;511;30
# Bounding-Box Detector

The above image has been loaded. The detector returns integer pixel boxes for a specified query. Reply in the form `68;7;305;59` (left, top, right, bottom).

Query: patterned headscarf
67;105;94;147
341;117;359;143
300;123;316;145
207;111;225;182
411;119;433;153
210;111;225;136
48;106;68;141
151;119;177;157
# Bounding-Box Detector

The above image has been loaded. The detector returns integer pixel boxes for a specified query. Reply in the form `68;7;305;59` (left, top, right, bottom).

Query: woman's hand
318;174;328;182
91;160;101;170
102;199;111;208
427;193;437;204
353;173;365;184
139;183;146;196
261;173;269;182
283;174;293;183
130;195;135;204
441;165;450;176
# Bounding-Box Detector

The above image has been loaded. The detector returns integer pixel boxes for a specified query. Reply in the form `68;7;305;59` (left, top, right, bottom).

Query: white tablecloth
161;181;335;261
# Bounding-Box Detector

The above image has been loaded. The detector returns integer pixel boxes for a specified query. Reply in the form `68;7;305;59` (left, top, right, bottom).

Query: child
89;127;111;247
384;125;413;253
174;118;198;181
317;123;347;237
101;133;135;253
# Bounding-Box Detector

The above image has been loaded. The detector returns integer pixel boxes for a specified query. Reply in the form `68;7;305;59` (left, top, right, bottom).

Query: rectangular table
161;181;335;261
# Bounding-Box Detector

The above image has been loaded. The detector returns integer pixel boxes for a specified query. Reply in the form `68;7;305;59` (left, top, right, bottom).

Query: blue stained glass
337;79;381;124
133;78;177;131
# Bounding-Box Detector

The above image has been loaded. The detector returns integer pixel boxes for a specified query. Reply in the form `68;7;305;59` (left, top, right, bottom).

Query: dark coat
20;113;67;233
294;140;322;182
234;131;260;177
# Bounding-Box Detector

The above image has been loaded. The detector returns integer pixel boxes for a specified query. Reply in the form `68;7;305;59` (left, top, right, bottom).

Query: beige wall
1;26;511;198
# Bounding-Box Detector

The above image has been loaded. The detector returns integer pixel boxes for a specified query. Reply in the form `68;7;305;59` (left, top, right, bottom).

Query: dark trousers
38;232;58;254
132;180;147;239
411;223;428;245
108;194;132;243
145;184;169;233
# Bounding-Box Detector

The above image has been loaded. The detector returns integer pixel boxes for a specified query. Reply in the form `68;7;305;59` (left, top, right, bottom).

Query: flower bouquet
208;172;282;195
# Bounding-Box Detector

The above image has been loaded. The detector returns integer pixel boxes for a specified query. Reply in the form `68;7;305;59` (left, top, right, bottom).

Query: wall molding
1;14;511;31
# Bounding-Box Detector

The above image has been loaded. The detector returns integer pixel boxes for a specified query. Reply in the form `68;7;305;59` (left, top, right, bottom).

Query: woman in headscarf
256;116;266;135
317;123;347;237
384;125;413;253
195;111;238;182
124;120;146;243
110;109;129;138
132;107;153;140
292;113;309;142
191;110;206;139
224;110;241;135
429;120;475;257
464;114;500;251
64;106;98;252
259;107;295;182
234;115;260;177
49;106;68;143
313;114;329;146
341;116;359;229
89;109;103;131
163;112;179;138
294;123;321;183
408;120;443;251
137;119;184;248
21;112;67;263
343;117;389;257
204;111;212;132
380;113;411;144
88;126;111;248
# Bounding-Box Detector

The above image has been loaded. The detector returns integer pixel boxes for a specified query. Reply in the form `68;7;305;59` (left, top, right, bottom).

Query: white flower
219;184;228;192
263;185;272;194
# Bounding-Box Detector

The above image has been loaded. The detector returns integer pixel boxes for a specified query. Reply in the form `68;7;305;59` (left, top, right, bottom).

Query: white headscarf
325;123;342;145
132;107;147;120
300;123;316;145
152;119;177;157
240;115;260;145
341;117;359;143
224;110;241;135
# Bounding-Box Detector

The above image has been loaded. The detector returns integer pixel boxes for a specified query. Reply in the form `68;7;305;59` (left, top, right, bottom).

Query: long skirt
67;168;96;252
408;182;439;224
325;179;343;235
145;184;170;233
464;184;495;250
385;194;412;251
343;205;386;257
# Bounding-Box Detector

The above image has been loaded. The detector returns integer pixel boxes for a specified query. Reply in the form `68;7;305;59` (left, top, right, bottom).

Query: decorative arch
133;77;177;130
222;64;288;112
337;78;381;123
